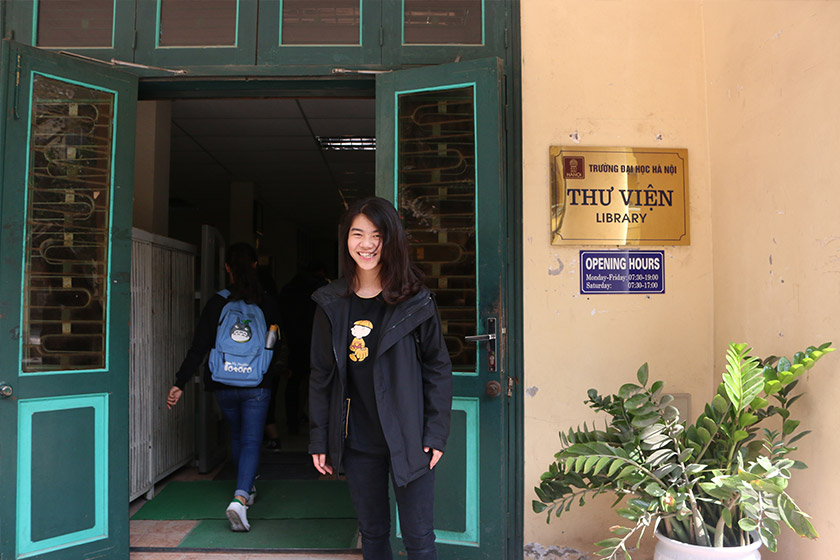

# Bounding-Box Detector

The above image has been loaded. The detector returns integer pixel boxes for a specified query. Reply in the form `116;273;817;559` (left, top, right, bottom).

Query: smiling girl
309;197;453;559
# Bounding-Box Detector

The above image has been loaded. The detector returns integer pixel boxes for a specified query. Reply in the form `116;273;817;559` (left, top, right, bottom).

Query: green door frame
506;6;525;557
2;0;509;76
138;61;524;556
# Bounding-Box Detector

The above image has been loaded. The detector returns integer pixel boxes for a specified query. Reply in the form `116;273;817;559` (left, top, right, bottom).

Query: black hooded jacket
308;278;453;487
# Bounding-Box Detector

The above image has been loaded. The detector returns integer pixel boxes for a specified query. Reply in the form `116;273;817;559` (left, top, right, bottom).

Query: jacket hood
311;277;350;307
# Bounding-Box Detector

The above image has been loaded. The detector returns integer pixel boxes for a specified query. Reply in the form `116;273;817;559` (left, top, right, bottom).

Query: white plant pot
654;533;761;560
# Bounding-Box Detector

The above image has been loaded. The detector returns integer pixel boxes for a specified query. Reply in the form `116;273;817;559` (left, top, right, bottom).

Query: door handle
0;384;13;398
465;317;497;372
464;333;496;342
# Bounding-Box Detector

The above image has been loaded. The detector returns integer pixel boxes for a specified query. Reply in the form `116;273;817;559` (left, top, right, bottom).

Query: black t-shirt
346;292;388;452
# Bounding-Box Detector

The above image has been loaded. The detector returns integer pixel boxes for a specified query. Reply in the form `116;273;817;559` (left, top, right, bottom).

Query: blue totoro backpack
208;290;273;387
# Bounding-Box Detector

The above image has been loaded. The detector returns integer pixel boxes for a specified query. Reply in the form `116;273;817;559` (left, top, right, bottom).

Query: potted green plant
533;342;834;560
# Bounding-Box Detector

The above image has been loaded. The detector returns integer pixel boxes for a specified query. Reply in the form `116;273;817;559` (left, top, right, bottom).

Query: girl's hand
312;453;334;475
424;447;444;470
167;386;183;410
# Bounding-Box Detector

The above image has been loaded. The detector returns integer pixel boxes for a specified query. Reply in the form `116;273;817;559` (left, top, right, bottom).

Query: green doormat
178;518;359;549
131;480;355;520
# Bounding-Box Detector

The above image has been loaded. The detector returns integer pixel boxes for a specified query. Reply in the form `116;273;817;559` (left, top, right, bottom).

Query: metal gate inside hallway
129;228;197;502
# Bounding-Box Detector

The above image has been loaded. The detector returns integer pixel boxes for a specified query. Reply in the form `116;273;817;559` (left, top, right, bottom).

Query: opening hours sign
580;250;665;294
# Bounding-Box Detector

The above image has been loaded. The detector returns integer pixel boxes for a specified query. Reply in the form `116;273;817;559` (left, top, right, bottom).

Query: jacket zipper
323;313;347;442
344;398;351;438
377;295;432;354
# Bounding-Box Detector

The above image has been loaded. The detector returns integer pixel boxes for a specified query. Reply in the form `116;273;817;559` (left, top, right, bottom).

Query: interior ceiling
169;97;376;231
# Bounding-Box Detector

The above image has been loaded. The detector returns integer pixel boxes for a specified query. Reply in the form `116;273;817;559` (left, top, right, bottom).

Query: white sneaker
246;485;256;506
226;500;250;532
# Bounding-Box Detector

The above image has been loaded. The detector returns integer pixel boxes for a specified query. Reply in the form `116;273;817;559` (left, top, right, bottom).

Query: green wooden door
0;40;137;560
376;57;508;559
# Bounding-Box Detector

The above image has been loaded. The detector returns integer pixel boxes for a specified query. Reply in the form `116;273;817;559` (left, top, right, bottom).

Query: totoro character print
230;318;252;343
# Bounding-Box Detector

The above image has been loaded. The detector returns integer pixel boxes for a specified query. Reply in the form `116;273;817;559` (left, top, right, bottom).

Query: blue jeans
343;446;437;560
215;388;271;500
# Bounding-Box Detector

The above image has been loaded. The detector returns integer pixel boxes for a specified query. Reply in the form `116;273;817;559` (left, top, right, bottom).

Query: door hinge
504;27;510;49
133;30;138;51
507;376;514;397
379;26;384;47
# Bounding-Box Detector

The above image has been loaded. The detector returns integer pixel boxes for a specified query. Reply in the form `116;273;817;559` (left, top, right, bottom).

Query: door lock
0;384;13;398
485;380;502;398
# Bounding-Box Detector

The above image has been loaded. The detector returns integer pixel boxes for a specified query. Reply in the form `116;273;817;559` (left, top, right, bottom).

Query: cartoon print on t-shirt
349;319;373;362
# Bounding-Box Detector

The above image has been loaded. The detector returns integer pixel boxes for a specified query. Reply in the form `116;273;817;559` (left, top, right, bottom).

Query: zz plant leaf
534;342;833;559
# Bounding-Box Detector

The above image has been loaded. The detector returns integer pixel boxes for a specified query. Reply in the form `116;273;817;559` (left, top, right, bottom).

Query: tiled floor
131;520;200;548
129;449;362;560
129;519;362;559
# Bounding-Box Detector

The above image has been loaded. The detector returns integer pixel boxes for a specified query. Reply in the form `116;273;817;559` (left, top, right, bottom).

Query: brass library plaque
550;147;689;246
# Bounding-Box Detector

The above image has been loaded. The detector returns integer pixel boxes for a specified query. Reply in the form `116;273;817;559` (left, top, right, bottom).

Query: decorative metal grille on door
397;85;476;372
21;74;114;372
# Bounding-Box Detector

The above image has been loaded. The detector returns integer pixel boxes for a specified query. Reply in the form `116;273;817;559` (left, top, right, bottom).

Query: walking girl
167;242;281;532
309;197;453;559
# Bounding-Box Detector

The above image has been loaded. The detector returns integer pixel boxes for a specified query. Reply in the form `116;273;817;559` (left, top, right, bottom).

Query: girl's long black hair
226;242;262;304
339;197;424;304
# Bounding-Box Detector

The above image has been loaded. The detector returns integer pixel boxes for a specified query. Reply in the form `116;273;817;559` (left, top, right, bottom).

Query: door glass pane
22;74;115;372
397;86;476;372
159;0;237;47
281;0;361;45
36;0;114;48
403;0;482;45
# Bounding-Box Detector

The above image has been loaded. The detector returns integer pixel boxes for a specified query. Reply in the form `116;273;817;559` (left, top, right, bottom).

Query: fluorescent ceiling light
317;136;376;151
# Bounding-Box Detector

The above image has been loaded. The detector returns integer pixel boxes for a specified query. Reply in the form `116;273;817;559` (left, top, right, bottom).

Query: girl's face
347;213;382;274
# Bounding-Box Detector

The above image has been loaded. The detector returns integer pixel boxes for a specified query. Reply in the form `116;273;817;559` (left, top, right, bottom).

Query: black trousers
343;446;437;560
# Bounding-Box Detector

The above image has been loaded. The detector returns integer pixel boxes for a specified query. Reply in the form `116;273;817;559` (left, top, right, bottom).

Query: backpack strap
216;289;232;327
212;289;233;349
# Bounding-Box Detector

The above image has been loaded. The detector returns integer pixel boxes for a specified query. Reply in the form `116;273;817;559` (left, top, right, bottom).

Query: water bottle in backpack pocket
208;290;273;387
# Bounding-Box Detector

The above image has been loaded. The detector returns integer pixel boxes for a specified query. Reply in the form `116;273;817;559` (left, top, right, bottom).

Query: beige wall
704;2;840;558
521;0;839;558
133;101;171;235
